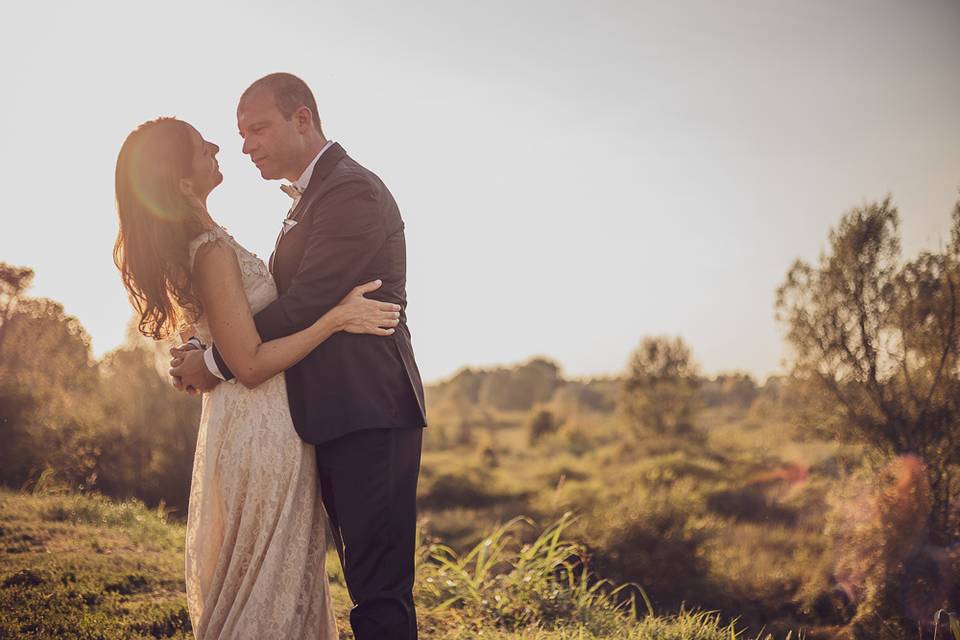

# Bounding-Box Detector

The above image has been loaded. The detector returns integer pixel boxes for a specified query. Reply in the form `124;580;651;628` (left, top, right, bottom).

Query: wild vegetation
1;488;807;639
2;193;959;638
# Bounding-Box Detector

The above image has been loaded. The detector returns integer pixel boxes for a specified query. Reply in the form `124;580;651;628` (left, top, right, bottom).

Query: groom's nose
242;137;255;156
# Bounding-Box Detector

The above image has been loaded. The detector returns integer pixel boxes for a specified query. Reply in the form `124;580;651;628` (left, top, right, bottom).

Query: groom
170;72;427;640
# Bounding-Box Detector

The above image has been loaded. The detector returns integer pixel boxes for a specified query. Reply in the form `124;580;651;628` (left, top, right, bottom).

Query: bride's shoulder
188;226;233;271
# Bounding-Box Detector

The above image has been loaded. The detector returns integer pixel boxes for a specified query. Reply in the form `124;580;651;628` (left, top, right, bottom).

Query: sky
1;0;958;384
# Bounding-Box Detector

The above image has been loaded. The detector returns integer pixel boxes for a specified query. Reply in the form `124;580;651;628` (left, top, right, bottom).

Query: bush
705;486;799;525
809;454;959;636
420;465;514;510
527;408;560;445
585;479;718;613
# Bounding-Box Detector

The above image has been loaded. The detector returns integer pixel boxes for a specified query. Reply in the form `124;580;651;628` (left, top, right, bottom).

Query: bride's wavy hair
114;117;210;340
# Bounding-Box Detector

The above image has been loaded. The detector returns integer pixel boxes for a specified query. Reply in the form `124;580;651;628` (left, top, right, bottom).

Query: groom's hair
242;72;323;134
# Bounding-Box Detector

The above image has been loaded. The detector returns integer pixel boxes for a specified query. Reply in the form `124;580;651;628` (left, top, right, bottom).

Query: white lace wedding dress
184;226;337;639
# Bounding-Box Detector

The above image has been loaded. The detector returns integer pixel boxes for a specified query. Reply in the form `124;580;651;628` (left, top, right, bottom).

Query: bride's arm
192;239;399;389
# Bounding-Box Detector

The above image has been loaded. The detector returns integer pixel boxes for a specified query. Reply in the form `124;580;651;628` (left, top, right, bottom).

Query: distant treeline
0;258;770;518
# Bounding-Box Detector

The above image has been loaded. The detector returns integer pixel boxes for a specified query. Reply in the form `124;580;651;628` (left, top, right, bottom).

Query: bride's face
184;127;223;200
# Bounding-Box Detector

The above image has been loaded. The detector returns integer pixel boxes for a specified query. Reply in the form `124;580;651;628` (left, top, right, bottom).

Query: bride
113;117;397;638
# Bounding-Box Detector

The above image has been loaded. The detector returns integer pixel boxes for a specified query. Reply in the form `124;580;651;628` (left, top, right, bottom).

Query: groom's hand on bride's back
169;344;220;394
335;279;402;336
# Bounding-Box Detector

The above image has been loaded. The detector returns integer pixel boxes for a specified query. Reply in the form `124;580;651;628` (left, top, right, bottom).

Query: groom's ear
293;106;314;133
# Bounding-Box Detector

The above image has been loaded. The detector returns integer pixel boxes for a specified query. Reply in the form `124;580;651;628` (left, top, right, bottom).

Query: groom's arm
211;177;387;381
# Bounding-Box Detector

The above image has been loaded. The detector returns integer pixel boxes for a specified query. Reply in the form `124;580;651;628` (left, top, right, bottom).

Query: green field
0;488;812;640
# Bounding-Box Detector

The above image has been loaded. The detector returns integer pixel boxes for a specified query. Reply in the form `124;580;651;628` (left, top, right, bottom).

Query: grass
0;489;190;639
0;488;820;639
418;514;641;634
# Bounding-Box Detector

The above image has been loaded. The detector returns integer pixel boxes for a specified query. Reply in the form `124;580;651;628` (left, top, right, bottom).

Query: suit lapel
306;142;347;188
268;143;348;274
288;143;348;224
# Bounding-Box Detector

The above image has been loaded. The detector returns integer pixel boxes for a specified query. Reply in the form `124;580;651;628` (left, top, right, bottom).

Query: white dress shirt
202;140;336;381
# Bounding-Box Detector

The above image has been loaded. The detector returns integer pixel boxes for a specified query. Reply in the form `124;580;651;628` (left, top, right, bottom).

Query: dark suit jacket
212;143;427;444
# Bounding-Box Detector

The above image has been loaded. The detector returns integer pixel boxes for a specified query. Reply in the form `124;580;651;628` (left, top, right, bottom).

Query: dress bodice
187;226;277;345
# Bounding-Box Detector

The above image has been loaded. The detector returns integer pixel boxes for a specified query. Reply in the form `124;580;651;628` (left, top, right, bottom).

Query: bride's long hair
114;118;210;340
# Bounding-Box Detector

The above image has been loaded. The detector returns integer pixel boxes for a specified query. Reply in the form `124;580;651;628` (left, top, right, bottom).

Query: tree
0;263;34;350
0;262;101;489
775;196;960;544
0;262;200;512
620;335;700;437
699;372;757;408
478;358;563;411
96;333;200;514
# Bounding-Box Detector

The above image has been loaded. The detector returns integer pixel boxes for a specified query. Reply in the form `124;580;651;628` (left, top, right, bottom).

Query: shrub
527;408;560;445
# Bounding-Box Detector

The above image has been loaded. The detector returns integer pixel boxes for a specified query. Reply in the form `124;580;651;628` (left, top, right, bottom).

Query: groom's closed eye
241;123;268;138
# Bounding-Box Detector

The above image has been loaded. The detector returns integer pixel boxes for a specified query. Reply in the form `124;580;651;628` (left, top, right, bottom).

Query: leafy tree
699;372;757;408
776;196;960;544
0;378;38;487
620;336;700;437
0;263;34;349
478;358;563;411
0;262;101;488
96;330;200;514
0;262;199;513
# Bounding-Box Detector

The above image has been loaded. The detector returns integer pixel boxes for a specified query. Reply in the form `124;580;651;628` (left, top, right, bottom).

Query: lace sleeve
188;228;227;273
180;230;222;328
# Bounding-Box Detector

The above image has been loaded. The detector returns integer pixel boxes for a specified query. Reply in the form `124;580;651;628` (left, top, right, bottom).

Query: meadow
0;487;807;639
2;196;960;638
2;362;956;639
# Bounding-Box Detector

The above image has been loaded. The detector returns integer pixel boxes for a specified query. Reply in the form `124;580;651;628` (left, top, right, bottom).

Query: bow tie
280;183;303;199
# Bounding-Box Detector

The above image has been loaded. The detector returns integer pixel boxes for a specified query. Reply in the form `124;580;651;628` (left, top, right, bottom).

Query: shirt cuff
186;336;205;349
203;347;227;381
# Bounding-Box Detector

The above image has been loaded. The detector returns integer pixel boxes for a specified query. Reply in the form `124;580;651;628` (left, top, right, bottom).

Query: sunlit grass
0;488;812;639
418;513;642;634
0;489;189;639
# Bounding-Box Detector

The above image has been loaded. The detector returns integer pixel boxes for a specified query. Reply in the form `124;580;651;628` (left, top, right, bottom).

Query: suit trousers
315;427;423;640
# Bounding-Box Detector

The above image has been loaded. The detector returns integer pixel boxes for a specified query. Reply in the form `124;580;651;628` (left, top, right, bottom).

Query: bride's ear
179;177;196;198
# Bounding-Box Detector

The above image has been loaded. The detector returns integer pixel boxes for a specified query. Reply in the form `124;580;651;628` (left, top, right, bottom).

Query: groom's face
237;89;303;181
